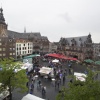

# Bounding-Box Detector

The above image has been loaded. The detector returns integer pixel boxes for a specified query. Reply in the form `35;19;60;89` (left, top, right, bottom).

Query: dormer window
9;39;12;42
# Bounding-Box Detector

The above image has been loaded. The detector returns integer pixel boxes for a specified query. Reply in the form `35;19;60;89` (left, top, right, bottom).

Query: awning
52;59;59;63
23;54;40;59
84;59;94;63
95;61;100;65
39;67;53;75
45;53;68;60
74;72;87;81
21;94;45;100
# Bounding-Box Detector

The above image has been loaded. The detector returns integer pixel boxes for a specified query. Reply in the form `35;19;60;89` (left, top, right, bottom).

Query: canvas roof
21;94;45;100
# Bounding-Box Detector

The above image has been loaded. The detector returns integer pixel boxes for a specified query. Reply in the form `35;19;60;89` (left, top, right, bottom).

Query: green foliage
56;70;100;100
0;58;28;96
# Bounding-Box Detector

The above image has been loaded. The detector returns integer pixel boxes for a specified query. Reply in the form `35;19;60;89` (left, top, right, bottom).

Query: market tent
84;59;94;63
95;61;100;65
23;54;40;59
74;72;87;81
21;94;45;100
39;67;53;75
45;53;68;60
14;62;33;72
52;59;59;63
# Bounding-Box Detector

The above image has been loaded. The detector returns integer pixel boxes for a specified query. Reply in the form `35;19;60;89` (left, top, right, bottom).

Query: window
10;48;12;51
13;48;15;50
0;39;1;41
9;39;12;42
13;53;15;55
23;44;25;46
0;48;2;51
13;44;15;46
10;53;12;55
3;48;5;51
0;43;2;45
3;53;6;56
0;54;2;56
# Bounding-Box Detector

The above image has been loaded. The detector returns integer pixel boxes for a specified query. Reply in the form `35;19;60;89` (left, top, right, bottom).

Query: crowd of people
25;55;74;98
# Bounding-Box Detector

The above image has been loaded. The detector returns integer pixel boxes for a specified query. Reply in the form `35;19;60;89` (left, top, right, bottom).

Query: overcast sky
1;0;100;42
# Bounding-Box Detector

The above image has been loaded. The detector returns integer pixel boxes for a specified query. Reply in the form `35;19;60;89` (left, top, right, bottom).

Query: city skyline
1;0;100;42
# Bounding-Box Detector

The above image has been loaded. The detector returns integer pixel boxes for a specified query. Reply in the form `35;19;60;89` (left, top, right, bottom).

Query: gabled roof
7;30;41;39
59;34;92;47
65;36;88;46
41;36;49;40
21;32;41;39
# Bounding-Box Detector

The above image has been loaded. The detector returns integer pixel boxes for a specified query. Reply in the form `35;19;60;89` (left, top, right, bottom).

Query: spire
24;27;26;33
0;7;6;25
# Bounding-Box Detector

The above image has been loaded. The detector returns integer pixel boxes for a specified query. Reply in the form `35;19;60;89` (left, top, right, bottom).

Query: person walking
62;76;65;85
38;80;41;88
55;79;57;88
41;86;45;95
57;80;60;89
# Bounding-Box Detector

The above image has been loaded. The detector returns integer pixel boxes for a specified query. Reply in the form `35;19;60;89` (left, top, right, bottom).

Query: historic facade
58;34;93;61
93;43;100;60
16;39;33;59
0;8;49;59
49;42;58;53
0;8;16;59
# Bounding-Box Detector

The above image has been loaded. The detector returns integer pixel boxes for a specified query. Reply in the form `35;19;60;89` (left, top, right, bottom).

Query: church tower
0;7;8;37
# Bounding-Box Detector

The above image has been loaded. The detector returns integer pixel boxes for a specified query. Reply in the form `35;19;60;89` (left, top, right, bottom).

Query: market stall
21;94;45;100
39;67;53;77
52;59;59;63
74;72;87;81
0;83;10;100
14;62;33;73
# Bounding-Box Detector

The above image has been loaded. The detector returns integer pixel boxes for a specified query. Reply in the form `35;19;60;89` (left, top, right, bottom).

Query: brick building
58;34;93;61
0;8;49;59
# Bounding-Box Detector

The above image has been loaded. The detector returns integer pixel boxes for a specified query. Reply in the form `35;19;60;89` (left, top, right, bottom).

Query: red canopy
45;53;68;60
45;53;78;61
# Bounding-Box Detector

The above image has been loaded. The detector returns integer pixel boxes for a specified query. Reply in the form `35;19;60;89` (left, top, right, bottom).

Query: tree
56;70;100;100
0;58;28;100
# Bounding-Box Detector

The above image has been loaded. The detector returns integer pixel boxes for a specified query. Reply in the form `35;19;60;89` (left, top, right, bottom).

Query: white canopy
0;83;9;99
39;67;53;75
52;59;59;63
21;94;45;100
14;62;33;73
74;72;86;82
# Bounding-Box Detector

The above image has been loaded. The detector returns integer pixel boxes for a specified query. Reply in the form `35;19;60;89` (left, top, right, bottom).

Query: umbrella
95;61;100;65
84;59;94;63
